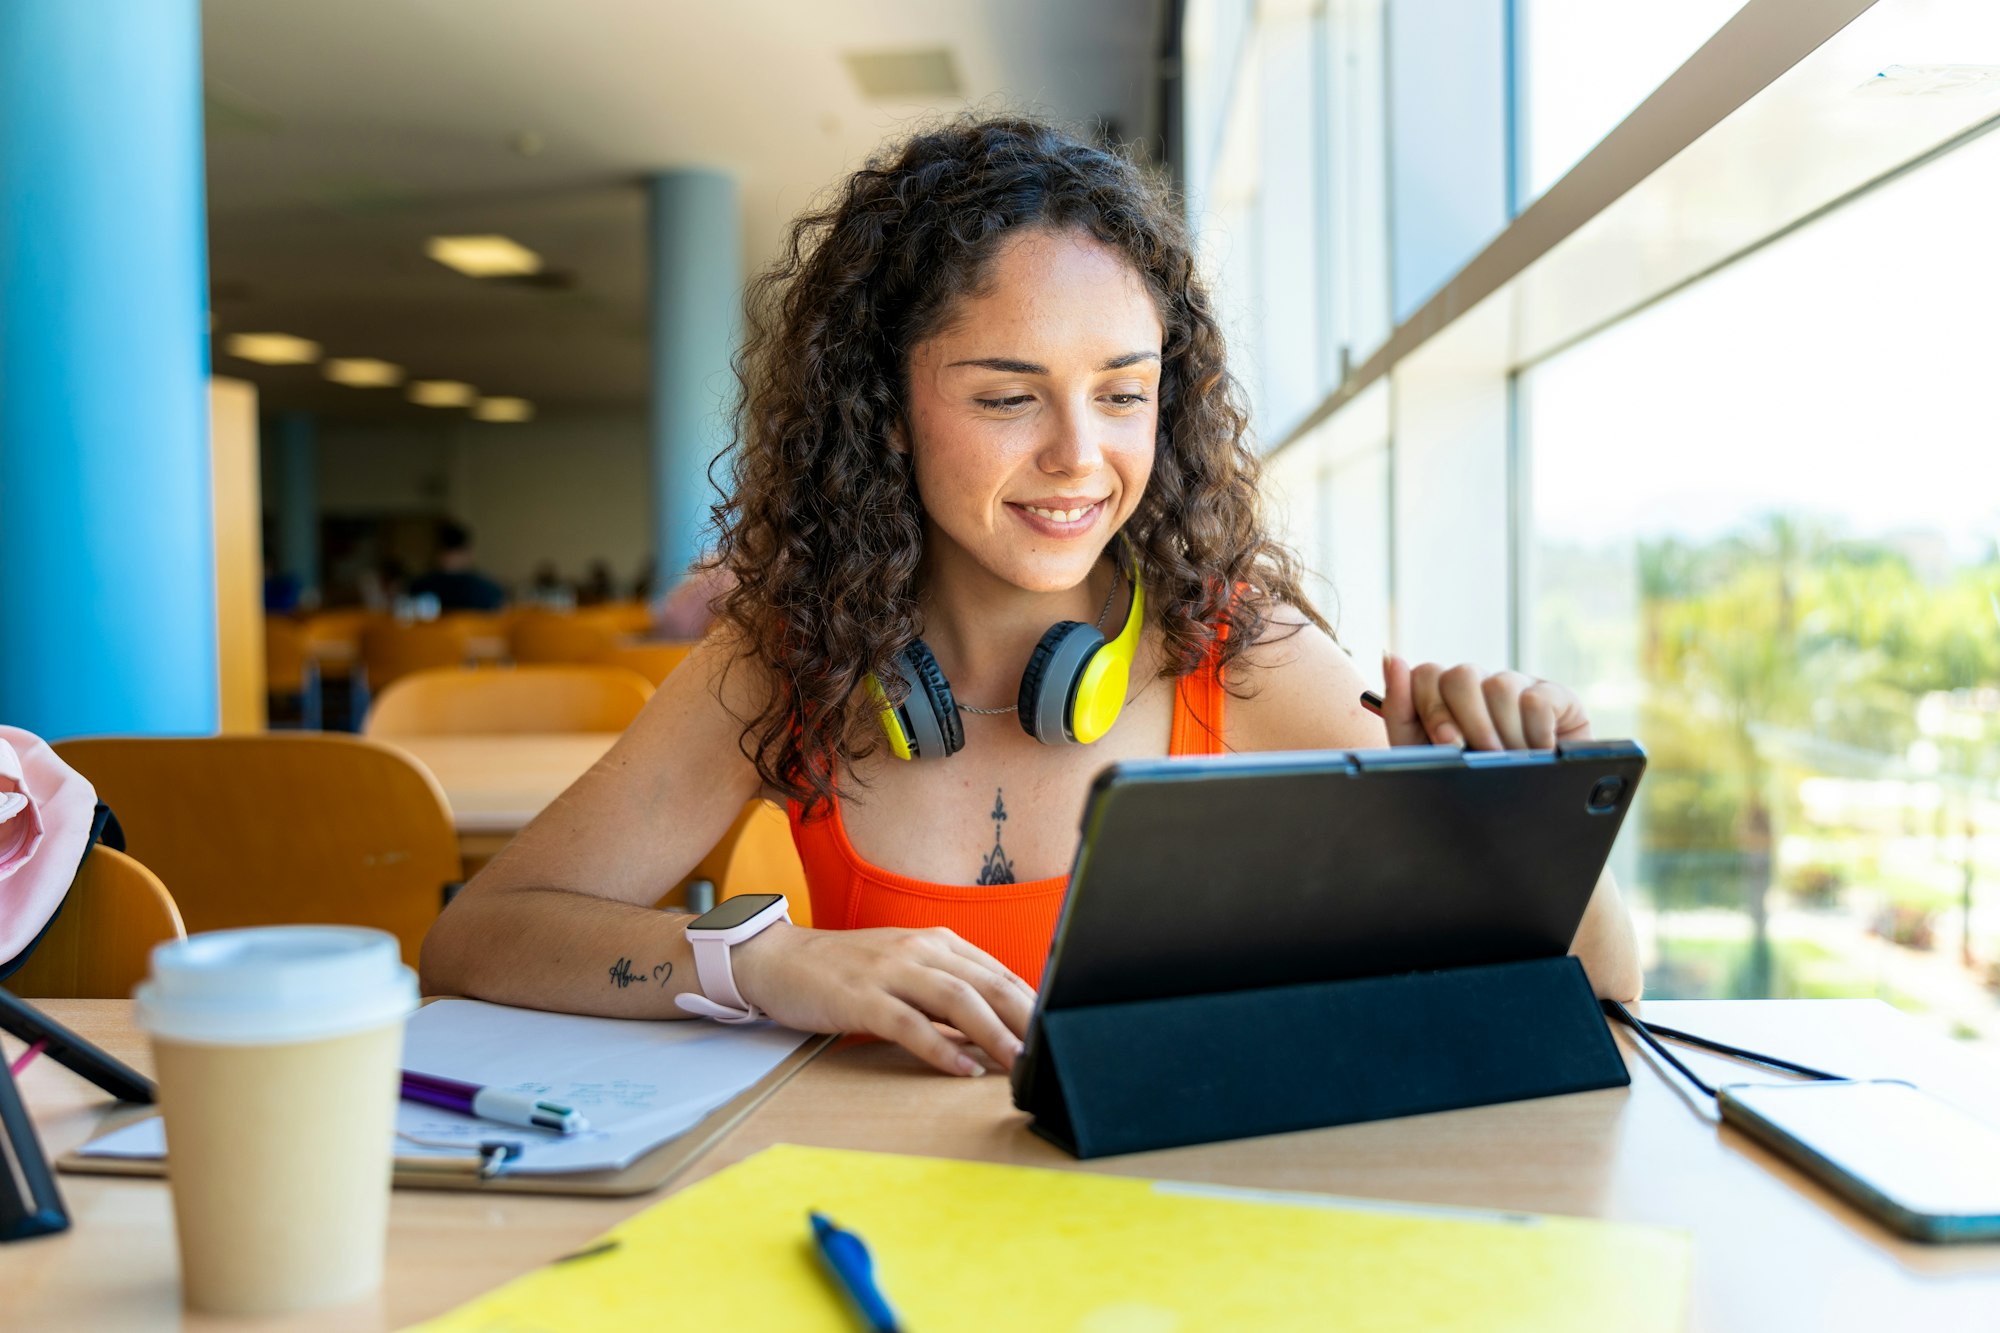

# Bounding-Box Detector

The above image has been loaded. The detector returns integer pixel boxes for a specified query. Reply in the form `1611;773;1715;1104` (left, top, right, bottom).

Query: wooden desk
6;1000;1998;1330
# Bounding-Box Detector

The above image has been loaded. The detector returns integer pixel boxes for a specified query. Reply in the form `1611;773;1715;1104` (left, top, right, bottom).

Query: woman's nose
1037;400;1103;476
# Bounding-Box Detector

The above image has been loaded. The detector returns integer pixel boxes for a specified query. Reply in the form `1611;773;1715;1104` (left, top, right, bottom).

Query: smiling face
902;227;1165;595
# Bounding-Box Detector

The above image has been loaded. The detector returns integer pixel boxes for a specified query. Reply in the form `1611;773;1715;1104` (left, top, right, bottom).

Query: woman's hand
1381;653;1592;751
730;923;1036;1076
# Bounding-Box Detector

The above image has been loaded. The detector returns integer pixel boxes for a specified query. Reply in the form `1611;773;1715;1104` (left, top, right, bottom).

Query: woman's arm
1226;614;1643;1002
418;635;1035;1074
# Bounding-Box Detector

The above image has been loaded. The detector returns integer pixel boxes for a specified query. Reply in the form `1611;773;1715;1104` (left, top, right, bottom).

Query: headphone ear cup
1017;621;1105;745
891;641;964;760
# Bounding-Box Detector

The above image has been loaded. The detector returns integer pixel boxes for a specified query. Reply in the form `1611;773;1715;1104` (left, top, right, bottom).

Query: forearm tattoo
608;956;673;989
977;787;1015;885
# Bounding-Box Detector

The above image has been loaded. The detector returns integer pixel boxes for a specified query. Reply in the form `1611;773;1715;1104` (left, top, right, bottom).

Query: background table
6;999;1998;1330
380;733;617;877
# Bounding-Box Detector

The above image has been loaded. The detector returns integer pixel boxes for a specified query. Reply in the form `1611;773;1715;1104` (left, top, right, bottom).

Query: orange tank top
786;656;1228;988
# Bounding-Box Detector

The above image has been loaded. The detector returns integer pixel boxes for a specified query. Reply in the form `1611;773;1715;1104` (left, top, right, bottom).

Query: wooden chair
592;600;657;636
4;847;187;999
361;620;470;692
659;799;811;926
508;613;617;665
364;665;655;737
53;735;461;966
264;617;321;728
299;609;374;676
598;641;696;687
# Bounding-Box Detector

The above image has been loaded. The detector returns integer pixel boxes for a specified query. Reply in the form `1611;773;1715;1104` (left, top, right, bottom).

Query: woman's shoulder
1220;602;1387;753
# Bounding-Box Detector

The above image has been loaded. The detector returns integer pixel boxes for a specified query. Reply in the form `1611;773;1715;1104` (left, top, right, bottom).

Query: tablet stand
0;987;156;1242
1022;956;1628;1159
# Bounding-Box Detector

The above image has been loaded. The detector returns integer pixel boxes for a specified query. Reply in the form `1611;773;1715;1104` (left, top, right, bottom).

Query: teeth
1025;503;1094;523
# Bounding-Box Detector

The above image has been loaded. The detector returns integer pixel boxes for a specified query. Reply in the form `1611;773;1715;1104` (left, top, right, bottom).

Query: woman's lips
1007;499;1105;538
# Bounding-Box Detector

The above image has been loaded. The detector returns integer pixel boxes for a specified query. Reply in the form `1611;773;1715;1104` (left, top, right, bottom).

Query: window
1524;125;2000;1037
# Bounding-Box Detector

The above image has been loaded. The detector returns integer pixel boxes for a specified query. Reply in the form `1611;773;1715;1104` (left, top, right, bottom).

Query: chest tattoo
976;787;1015;885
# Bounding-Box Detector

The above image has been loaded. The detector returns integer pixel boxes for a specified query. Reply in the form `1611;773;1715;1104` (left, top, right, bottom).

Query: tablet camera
1586;776;1626;813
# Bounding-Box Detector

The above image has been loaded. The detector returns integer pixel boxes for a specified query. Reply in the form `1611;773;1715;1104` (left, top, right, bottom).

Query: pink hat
0;727;98;967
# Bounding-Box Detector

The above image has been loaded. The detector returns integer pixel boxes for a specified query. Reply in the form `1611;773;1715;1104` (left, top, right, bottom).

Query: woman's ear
885;417;911;456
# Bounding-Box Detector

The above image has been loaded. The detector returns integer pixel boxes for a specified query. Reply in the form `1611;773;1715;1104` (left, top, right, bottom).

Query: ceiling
202;0;1169;422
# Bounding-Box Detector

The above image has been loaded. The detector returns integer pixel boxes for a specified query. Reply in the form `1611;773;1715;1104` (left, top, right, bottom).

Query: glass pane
1514;0;1747;203
1524;126;2000;1047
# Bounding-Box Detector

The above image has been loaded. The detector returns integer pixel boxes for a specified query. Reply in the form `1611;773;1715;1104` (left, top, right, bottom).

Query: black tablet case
1013;742;1644;1158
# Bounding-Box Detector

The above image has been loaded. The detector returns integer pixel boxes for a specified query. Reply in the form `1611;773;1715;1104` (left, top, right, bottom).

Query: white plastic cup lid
134;926;418;1045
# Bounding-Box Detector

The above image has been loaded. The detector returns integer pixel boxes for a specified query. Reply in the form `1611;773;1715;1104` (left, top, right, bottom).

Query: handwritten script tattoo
977;787;1015;885
608;957;674;989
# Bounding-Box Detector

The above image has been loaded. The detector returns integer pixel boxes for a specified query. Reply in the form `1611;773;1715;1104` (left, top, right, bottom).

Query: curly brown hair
712;114;1326;814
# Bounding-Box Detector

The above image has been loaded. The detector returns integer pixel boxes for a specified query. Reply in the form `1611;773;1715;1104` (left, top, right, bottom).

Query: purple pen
400;1070;587;1134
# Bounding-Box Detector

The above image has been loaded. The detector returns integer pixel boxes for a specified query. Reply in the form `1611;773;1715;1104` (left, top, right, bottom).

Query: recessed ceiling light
408;380;477;408
472;396;534;423
324;357;404;388
224;332;320;365
425;234;542;278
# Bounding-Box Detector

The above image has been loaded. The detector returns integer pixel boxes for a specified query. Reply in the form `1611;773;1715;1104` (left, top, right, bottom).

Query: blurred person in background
408;520;505;612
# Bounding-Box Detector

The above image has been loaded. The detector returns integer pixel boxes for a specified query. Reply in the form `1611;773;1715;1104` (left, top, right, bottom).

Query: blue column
0;1;216;738
278;411;320;600
647;170;741;584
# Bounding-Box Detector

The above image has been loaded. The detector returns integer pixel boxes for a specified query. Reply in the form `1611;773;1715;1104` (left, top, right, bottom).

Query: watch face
688;893;785;932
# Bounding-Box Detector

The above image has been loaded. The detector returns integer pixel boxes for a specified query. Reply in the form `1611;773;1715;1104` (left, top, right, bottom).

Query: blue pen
809;1211;902;1333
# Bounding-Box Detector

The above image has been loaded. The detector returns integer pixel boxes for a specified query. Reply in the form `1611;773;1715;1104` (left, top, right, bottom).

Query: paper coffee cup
135;926;418;1316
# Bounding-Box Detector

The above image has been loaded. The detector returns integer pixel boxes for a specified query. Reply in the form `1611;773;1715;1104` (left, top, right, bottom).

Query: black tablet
1012;741;1645;1104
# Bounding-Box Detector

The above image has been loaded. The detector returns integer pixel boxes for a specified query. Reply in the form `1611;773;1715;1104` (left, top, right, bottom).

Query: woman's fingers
1380;653;1430;747
1436;664;1504;749
1481;671;1534;750
1393;660;1594;751
934;932;1038;1037
875;996;991;1076
894;964;1024;1073
1524;679;1593;743
1405;661;1463;747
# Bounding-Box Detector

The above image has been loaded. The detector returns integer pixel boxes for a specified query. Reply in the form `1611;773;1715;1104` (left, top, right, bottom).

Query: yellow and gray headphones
867;545;1146;760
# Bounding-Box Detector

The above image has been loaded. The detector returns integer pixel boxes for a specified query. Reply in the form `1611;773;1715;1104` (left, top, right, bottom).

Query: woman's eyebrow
945;351;1161;374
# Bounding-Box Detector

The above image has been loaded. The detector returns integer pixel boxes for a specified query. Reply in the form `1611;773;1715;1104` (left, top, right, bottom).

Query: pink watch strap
678;934;762;1023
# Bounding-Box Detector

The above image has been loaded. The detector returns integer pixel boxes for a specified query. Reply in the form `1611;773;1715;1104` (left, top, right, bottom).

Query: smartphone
1719;1079;2000;1242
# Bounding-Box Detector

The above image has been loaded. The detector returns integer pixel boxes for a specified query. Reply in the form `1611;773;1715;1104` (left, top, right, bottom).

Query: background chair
361;620;470;692
3;846;186;999
54;735;461;966
364;665;655;737
508;613;618;664
263;617;320;728
597;641;695;687
661;799;811;926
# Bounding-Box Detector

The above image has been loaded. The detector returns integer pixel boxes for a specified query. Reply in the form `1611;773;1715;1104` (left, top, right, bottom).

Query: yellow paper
408;1145;1690;1332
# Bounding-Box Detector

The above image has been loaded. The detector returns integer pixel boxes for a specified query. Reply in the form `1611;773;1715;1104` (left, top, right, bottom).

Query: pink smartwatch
675;893;791;1023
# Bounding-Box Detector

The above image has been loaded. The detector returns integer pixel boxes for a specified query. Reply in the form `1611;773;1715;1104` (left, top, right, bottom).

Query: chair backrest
3;846;187;999
598;641;695;687
508;614;618;664
661;799;812;926
364;665;655;737
53;735;460;966
361;620;470;691
264;617;310;693
591;600;656;636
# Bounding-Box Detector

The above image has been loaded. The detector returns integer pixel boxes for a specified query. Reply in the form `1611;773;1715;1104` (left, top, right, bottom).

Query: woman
420;117;1640;1078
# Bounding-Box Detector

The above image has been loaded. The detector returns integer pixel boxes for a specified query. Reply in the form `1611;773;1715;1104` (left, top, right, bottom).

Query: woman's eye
975;395;1033;410
1104;393;1150;408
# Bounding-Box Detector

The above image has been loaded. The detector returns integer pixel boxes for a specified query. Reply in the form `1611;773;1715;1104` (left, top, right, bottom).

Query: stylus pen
810;1211;902;1333
1360;689;1385;716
